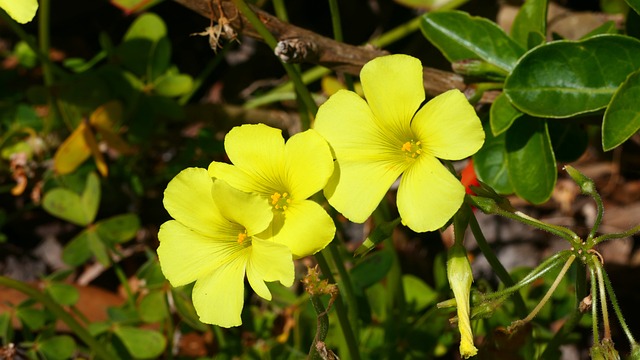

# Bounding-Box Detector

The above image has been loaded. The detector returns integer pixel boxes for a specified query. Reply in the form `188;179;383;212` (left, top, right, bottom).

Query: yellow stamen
271;191;291;210
401;139;422;158
237;231;248;244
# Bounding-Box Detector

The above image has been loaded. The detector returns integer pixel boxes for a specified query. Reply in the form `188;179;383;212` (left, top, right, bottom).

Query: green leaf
0;312;13;342
95;213;140;244
62;229;94;266
506;118;557;204
547;122;588;162
123;13;167;42
139;290;169;323
580;21;619;39
602;69;640;150
88;231;111;266
172;287;207;331
114;326;166;359
37;335;76;360
350;250;394;295
473;120;514;194
149;38;172;81
490;92;523;136
42;173;100;226
153;74;193;97
111;0;164;14
45;283;79;306
392;0;470;10
510;0;548;49
403;275;438;312
505;35;640;118
354;218;400;257
16;307;45;330
421;10;525;72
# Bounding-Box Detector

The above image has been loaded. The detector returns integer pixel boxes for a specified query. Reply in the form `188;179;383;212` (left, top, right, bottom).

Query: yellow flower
157;168;294;327
208;124;336;258
448;244;478;359
314;54;485;232
0;0;38;23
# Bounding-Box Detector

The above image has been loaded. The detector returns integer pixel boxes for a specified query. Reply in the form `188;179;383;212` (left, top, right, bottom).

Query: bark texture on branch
173;0;496;103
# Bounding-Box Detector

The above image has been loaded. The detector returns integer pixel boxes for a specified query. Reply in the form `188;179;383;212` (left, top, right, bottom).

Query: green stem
38;0;54;86
468;212;528;317
592;224;640;245
594;260;611;339
327;241;360;337
587;191;604;243
231;0;317;121
521;255;575;324
178;46;229;106
599;262;638;346
272;0;289;22
590;265;600;344
308;289;330;360
0;276;116;359
327;0;353;91
315;251;361;360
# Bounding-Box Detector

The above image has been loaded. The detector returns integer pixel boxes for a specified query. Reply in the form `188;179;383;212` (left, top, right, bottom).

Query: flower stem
0;276;116;359
586;190;604;244
599;261;638;347
468;212;528;317
327;0;354;91
327;240;360;337
594;259;611;339
592;224;640;245
315;251;361;360
590;265;600;344
231;0;317;123
38;0;54;87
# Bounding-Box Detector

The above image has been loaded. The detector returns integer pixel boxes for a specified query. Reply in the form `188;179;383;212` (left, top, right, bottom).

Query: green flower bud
447;243;477;358
564;165;596;195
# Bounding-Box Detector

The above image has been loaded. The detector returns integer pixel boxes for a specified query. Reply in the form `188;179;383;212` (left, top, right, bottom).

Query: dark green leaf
602;69;640;150
150;38;172;81
172;287;208;331
473;120;514;194
88;231;111;266
421;11;525;72
510;0;548;49
16;307;46;330
505;35;640;118
0;312;13;342
37;335;76;360
580;21;619;39
490;92;523;136
113;326;166;359
95;213;140;244
506;118;557;204
350;250;394;295
547;122;588;162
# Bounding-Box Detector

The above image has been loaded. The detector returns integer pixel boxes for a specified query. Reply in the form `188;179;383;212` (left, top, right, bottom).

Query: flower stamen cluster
271;191;292;210
401;140;422;158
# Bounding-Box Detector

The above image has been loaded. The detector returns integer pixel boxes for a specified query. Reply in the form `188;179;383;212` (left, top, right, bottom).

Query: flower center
401;140;422;158
237;230;248;244
270;191;291;210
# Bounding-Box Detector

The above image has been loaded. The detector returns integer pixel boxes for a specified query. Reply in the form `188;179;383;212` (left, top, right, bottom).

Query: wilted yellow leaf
54;122;92;175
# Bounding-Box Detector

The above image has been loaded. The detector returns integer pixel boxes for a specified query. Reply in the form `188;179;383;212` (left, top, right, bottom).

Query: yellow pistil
237;230;248;244
271;191;292;210
401;140;422;158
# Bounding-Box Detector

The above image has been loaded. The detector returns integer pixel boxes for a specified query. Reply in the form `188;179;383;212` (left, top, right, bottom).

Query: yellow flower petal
269;200;336;258
157;220;240;287
360;54;425;138
164;168;230;237
211;179;272;236
413;89;484;160
192;249;249;327
209;161;272;194
0;0;38;24
397;155;465;232
246;238;294;300
447;244;478;359
314;90;407;223
284;129;334;199
223;123;286;188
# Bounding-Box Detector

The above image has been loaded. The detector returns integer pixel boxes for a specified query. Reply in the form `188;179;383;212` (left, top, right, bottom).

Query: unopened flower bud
447;243;478;358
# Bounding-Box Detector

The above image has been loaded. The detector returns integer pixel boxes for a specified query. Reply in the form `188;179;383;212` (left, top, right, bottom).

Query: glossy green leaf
510;0;548;49
580;21;619;39
153;74;193;97
421;11;525;72
38;335;76;360
506;118;557;204
96;213;140;244
42;173;100;226
46;283;79;306
505;35;640;118
113;326;166;359
403;275;438;312
473;120;514;194
62;229;95;266
490;92;523;136
602;69;640;150
139;290;169;323
547;122;588;162
350;250;394;295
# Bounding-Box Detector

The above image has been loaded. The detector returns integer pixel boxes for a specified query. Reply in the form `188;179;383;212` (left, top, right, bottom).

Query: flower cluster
157;54;484;332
